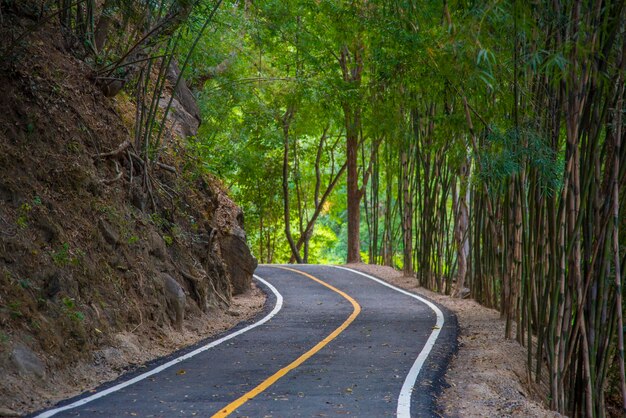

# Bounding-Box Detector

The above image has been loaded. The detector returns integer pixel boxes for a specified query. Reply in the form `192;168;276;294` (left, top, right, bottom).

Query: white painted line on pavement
332;266;444;418
35;275;283;418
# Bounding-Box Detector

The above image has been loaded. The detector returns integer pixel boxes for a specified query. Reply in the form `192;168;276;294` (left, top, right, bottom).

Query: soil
345;263;563;418
1;284;264;416
0;7;262;416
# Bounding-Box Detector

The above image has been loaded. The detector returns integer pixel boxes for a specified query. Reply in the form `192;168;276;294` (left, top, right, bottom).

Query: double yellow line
212;266;361;417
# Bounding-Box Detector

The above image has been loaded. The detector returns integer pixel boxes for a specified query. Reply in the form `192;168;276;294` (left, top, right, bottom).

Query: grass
6;301;23;319
61;297;85;322
51;243;83;267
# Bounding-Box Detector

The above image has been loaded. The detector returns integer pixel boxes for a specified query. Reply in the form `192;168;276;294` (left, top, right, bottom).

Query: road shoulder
344;263;561;418
27;282;268;417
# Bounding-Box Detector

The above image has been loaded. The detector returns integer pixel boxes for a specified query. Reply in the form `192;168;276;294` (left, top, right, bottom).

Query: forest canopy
183;1;626;415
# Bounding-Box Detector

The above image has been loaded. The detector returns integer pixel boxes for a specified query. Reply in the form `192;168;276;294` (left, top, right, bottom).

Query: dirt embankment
346;263;562;418
0;8;262;416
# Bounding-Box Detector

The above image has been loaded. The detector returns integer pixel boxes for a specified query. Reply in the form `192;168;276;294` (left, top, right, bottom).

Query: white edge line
333;266;444;418
35;275;283;418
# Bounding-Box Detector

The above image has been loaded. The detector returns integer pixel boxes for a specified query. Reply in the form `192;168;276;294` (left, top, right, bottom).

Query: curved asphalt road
33;265;457;418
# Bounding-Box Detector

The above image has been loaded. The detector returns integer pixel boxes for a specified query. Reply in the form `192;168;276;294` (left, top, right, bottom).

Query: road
33;265;457;418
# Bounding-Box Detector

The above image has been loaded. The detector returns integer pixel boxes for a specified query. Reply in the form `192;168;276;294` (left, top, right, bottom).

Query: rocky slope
0;5;258;415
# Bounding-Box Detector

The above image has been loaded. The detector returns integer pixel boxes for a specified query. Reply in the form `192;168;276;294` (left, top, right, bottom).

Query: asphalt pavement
33;265;457;418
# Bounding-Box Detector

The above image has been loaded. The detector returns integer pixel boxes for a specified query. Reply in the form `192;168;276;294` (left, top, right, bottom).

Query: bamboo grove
362;2;626;415
3;0;624;415
463;3;626;416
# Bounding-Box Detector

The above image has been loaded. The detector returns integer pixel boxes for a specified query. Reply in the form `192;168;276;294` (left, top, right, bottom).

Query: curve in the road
333;266;444;418
212;266;361;417
32;265;456;418
34;276;284;418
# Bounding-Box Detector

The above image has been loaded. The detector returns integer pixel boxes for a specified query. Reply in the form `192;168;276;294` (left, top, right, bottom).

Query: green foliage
176;0;601;286
51;243;71;266
6;301;23;319
163;235;174;246
61;297;85;322
477;126;563;196
18;278;33;289
149;213;170;229
51;243;82;267
16;203;32;229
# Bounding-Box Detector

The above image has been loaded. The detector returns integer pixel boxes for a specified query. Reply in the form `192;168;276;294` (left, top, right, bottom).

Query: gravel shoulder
344;263;562;418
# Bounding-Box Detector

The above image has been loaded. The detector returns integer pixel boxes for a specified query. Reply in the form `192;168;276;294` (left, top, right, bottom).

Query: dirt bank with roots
0;8;263;416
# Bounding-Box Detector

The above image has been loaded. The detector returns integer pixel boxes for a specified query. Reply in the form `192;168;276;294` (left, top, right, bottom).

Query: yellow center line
211;266;361;418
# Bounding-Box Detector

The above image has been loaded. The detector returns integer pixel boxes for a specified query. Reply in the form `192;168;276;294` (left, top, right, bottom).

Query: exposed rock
226;308;241;317
181;269;210;312
113;333;141;357
158;97;200;138
455;287;471;299
167;61;201;124
201;252;230;309
160;273;186;331
148;230;167;261
98;219;119;246
10;344;46;379
219;225;257;295
130;185;148;212
160;61;201;138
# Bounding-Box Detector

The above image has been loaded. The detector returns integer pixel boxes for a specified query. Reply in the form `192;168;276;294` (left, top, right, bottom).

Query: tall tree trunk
383;140;394;267
401;149;413;276
454;155;471;297
280;105;302;264
369;144;380;264
346;111;361;263
612;81;626;413
339;43;364;263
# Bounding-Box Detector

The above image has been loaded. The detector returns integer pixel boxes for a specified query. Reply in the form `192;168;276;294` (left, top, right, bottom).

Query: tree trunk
401;149;413;276
94;0;115;52
612;82;626;413
280;105;302;264
346;107;361;263
339;43;364;263
454;156;470;297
